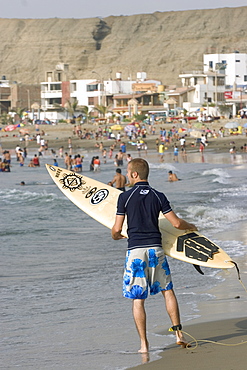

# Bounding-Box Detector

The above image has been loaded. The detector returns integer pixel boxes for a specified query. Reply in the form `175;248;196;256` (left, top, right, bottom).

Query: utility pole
92;71;104;105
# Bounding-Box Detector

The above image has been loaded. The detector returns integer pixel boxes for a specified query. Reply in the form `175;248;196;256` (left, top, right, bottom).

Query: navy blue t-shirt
116;181;172;249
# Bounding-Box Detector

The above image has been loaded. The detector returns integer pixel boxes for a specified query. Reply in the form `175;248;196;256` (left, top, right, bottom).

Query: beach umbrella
110;124;123;131
224;122;239;129
124;123;137;133
4;124;19;132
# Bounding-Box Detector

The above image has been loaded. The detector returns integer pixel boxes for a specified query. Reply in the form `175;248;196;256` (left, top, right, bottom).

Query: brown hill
0;7;247;85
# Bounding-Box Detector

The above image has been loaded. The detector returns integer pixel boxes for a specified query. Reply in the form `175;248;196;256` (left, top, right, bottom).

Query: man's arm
111;215;126;240
164;210;197;231
111;175;117;186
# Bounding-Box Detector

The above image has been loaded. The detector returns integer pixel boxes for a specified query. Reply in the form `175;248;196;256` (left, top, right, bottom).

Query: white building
179;70;225;115
41;72;136;108
70;78;136;107
203;52;247;88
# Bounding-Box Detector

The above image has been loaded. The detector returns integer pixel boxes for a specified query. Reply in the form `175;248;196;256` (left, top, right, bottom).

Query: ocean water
1;148;247;369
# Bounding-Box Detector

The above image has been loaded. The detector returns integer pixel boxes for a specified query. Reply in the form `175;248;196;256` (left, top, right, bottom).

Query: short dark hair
128;158;149;180
116;168;121;173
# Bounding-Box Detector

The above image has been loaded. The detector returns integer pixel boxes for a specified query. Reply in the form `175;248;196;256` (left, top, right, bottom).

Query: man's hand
111;231;126;240
111;215;126;240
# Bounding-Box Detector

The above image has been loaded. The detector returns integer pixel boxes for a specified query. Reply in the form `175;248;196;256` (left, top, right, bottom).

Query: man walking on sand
111;158;197;353
110;168;127;191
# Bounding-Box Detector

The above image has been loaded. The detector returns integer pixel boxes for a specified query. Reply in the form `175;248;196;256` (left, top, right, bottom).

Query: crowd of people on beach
1;116;247;173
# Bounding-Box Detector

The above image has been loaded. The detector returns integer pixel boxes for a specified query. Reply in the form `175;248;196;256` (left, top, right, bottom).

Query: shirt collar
134;181;149;186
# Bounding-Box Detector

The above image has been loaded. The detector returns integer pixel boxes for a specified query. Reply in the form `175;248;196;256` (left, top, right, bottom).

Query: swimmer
168;171;179;182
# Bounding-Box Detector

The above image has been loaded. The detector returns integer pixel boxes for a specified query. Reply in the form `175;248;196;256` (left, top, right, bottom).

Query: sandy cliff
0;7;247;84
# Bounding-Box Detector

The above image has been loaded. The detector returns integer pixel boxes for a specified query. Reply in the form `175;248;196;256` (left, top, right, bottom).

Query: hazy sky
1;0;246;19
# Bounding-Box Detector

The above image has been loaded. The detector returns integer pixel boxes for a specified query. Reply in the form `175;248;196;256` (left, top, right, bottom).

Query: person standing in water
110;168;127;191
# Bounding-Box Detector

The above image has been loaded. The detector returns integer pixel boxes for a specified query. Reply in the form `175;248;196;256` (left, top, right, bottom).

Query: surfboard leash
169;327;247;350
168;261;247;350
228;260;247;294
178;330;247;350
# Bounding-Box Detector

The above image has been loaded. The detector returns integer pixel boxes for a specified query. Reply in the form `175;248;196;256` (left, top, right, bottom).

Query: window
244;75;247;82
209;61;213;69
49;98;61;105
87;84;98;92
222;60;227;65
88;97;95;105
50;83;61;91
236;60;240;62
143;95;150;105
71;83;77;92
218;77;225;86
213;77;225;86
46;72;53;82
217;93;225;102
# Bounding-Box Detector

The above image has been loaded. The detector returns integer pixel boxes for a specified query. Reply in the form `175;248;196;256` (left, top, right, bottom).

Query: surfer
111;158;197;353
110;168;127;191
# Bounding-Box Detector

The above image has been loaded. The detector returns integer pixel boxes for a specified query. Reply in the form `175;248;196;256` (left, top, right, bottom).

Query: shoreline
130;252;247;370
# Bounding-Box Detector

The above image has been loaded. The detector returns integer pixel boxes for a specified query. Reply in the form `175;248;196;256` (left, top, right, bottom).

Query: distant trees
64;99;80;119
80;105;92;123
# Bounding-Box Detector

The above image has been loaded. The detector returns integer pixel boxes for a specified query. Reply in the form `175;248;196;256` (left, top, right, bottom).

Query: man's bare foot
176;330;191;348
138;340;149;353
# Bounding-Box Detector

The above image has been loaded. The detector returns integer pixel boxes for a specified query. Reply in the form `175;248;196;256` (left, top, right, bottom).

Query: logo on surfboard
60;173;86;192
90;189;109;205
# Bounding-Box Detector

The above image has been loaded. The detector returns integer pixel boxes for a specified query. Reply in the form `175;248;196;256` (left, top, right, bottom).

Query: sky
1;0;246;19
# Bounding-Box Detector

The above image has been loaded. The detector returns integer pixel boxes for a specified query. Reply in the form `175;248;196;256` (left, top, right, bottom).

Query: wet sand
131;254;247;370
131;317;247;370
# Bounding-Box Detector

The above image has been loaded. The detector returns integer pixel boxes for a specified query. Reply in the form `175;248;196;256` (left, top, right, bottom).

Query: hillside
0;7;247;84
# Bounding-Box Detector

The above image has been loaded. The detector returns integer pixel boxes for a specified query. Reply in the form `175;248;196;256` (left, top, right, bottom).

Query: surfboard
46;164;234;270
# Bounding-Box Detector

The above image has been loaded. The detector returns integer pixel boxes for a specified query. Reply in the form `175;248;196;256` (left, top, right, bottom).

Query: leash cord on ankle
168;262;247;349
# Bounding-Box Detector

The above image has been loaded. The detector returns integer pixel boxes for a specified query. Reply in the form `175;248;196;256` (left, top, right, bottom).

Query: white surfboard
46;165;234;270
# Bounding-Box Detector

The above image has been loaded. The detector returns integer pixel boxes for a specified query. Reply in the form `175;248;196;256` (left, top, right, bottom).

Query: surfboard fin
193;264;204;275
177;233;219;262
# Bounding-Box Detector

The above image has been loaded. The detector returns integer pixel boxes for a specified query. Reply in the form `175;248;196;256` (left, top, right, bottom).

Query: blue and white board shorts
123;247;173;299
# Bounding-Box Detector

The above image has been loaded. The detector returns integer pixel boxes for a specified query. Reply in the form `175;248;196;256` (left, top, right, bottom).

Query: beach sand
131;317;247;370
131;256;247;370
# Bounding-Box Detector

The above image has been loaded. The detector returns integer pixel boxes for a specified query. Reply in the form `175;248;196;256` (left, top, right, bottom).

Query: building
0;78;11;114
203;53;247;115
179;69;226;115
203;52;247;89
0;76;40;115
40;65;164;119
70;75;136;108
